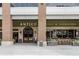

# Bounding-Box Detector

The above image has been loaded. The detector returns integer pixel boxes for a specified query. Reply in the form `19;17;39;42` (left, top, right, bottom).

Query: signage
13;20;79;27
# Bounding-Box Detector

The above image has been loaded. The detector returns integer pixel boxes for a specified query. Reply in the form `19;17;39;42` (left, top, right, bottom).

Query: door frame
23;26;34;43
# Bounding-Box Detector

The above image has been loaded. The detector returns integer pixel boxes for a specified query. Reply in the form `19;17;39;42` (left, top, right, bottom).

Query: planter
73;40;79;46
47;39;58;46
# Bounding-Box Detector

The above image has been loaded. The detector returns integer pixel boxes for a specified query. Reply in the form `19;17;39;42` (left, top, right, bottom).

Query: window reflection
10;3;79;7
11;3;38;7
46;3;79;7
46;30;76;39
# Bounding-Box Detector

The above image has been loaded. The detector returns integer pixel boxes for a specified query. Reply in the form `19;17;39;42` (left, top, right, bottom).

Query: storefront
1;3;79;46
0;19;79;45
11;20;79;45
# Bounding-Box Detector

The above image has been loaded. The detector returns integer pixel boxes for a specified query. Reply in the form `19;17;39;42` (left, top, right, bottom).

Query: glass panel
51;31;53;39
0;3;2;7
0;32;2;39
46;31;50;39
56;30;76;39
46;3;79;7
11;3;38;7
23;27;33;37
13;32;18;43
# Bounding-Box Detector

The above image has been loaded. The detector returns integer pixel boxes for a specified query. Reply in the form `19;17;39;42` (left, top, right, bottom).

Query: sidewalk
0;44;79;55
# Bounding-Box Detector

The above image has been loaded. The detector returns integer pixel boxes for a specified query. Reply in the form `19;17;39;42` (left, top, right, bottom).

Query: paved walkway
0;43;79;55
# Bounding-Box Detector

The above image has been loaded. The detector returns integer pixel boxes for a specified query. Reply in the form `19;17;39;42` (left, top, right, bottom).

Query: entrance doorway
23;26;34;43
13;32;18;43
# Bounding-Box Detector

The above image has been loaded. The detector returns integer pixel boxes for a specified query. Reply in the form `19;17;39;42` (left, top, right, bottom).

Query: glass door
13;32;18;43
23;26;33;43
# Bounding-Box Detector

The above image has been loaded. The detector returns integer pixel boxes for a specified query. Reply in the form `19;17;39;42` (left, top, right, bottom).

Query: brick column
38;3;47;46
2;3;13;45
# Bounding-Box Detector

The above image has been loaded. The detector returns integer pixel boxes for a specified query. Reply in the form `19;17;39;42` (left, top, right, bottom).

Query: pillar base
1;41;14;46
37;41;47;46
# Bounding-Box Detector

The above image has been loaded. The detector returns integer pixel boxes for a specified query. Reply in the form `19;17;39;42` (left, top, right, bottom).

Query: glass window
46;31;50;39
11;3;38;7
0;3;2;7
56;30;76;39
46;3;79;7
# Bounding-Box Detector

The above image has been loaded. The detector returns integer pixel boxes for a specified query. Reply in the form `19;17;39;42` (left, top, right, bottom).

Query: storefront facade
0;3;79;46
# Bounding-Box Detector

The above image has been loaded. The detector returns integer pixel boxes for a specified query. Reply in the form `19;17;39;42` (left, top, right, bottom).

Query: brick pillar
2;3;13;45
38;3;47;46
